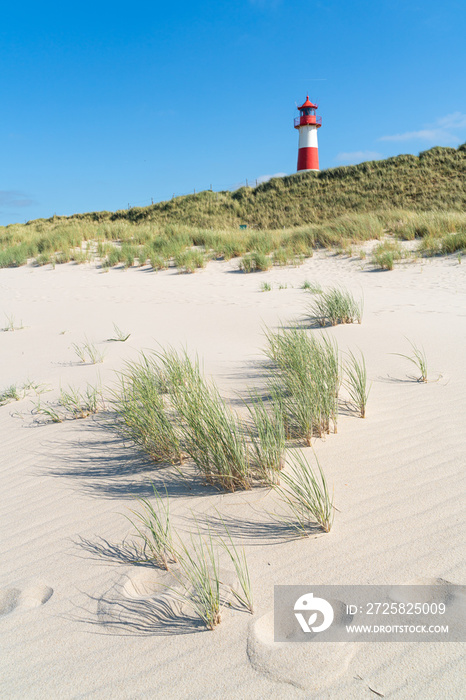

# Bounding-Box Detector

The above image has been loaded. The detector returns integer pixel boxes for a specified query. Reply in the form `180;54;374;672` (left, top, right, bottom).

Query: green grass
32;382;103;422
2;313;24;331
175;249;206;273
59;383;103;418
0;384;22;405
2;147;466;269
32;399;63;423
239;251;272;272
301;280;322;293
392;338;428;382
72;339;106;364
158;348;251;491
113;353;183;464
126;485;178;570
173;523;253;628
418;230;466;257
0;380;48;406
344;349;371;418
218;519;254;614
108;323;131;342
5;145;460;231
309;286;363;326
175;530;223;630
265;328;340;443
246;389;286;485
372;239;404;270
260;281;272;292
276;450;334;534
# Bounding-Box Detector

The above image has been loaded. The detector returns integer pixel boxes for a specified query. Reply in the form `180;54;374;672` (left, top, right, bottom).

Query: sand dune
1;251;465;698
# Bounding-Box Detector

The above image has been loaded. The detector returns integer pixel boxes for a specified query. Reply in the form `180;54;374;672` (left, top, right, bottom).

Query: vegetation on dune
1;147;465;270
25;145;466;229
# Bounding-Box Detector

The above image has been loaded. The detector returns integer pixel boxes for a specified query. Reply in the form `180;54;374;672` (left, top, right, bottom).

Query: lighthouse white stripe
298;125;319;149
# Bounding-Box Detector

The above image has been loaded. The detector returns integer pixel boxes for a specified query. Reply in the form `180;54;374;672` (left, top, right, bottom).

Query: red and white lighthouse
294;96;322;172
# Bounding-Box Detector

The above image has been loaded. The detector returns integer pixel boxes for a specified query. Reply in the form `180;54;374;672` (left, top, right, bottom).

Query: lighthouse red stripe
297;147;319;171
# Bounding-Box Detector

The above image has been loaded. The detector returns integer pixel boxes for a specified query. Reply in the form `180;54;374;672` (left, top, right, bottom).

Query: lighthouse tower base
297;125;319;172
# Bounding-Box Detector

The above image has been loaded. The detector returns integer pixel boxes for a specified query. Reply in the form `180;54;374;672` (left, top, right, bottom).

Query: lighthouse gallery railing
294;115;322;127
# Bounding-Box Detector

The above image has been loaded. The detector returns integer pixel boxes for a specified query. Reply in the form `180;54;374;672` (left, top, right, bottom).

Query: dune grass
59;383;103;419
2;313;23;332
175;530;223;630
175;249;207;273
32;382;103;422
1;146;460;236
218;520;254;614
0;384;22;405
126;485;178;570
276;450;334;534
246;389;286;485
72;339;106;364
113;354;183;464
265;328;340;443
344;350;371;418
392;339;428;382
239;251;272;272
108;323;130;342
2;153;466;272
372;239;404;270
309;286;363;326
158;348;251;491
301;280;322;293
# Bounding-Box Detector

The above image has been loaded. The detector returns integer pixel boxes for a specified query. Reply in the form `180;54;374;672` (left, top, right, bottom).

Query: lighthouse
294;96;322;172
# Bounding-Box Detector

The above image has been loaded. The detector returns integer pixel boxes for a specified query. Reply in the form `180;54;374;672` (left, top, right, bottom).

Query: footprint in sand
97;566;241;633
389;576;465;622
247;608;358;693
0;582;53;618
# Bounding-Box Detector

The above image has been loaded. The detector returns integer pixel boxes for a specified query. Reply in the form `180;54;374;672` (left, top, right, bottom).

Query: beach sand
1;250;465;698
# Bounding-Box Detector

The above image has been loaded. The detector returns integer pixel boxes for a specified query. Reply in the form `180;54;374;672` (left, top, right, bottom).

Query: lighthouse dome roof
298;95;318;110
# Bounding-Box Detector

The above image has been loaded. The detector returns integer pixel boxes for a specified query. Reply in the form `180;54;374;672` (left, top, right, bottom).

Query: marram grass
344;349;371;418
265;328;340;443
392;338;428;383
246;389;286;485
126;485;178;570
277;450;334;534
309;286;363;326
157;348;251;491
113;353;183;464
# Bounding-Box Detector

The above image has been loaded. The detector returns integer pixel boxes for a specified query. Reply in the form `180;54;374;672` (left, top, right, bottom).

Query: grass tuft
276;450;334;534
108;322;131;342
175;530;222;630
246;389;286;485
344;349;371;418
158;348;251;491
265;328;340;443
72;339;106;364
308;286;363;326
126;485;178;570
392;338;428;382
113;353;183;464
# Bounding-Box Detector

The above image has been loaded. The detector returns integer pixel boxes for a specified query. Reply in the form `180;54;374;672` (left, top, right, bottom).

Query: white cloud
379;112;466;145
436;112;466;129
335;151;382;165
0;190;35;208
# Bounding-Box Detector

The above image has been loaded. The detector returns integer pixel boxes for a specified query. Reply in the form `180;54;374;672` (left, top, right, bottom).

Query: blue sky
1;0;465;225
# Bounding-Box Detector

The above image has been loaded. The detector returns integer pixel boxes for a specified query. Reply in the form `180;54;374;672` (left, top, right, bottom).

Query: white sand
1;252;465;699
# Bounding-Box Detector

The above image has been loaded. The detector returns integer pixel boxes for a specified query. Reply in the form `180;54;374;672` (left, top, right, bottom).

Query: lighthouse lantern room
294;96;322;172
